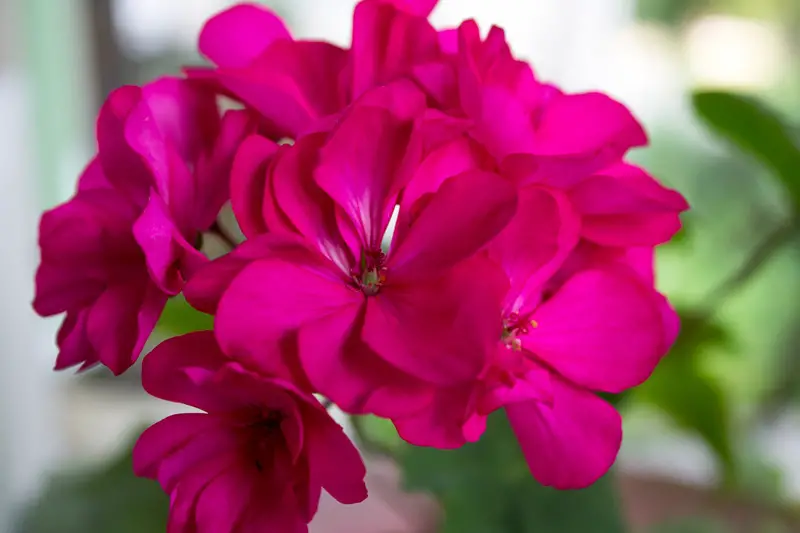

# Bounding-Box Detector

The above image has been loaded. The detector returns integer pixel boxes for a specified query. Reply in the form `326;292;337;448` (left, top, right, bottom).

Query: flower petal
506;376;621;489
351;0;440;97
363;256;507;385
215;257;360;358
570;163;688;247
389;170;517;280
298;302;433;418
214;41;348;139
315;105;412;249
199;4;291;69
488;186;580;314
524;267;665;393
230;134;280;238
533;92;648;158
303;405;368;504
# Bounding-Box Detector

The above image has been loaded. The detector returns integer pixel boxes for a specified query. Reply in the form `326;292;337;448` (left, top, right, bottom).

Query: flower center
501;312;538;351
251;410;284;472
353;249;386;296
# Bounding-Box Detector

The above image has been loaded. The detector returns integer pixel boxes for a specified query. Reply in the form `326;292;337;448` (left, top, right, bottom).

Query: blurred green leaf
351;415;404;456
636;311;734;479
156;295;213;336
649;517;729;533
402;412;627;533
692;92;800;208
15;437;167;533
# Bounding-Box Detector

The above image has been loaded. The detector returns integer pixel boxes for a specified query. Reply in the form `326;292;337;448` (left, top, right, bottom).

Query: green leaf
351;415;404;456
156;295;214;336
692;92;800;208
636;311;734;479
401;412;628;533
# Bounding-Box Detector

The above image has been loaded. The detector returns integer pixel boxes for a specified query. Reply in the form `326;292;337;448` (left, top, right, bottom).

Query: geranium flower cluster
33;0;688;531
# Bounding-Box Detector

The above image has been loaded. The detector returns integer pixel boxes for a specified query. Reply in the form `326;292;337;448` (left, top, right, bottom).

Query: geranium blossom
33;78;255;374
133;331;367;533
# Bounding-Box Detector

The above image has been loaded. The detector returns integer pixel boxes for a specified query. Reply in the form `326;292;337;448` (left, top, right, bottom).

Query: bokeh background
1;0;799;532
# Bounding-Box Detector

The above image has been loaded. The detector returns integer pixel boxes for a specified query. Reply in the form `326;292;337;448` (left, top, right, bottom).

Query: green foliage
15;439;167;533
692;92;800;210
156;295;214;336
636;311;735;480
648;517;729;533
401;412;628;533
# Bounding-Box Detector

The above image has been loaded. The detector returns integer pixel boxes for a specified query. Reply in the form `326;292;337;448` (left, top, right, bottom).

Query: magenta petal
141;331;242;411
380;0;439;16
96;86;151;206
316;106;411;249
230;134;279;238
183;233;317;314
390;170;517;280
351;0;440;97
304;407;368;504
193;109;259;230
133;192;204;295
199;3;291;68
86;281;166;375
524;268;665;393
133;413;226;479
533;92;648;157
298;302;432;418
363;257;507;385
506;377;621;489
393;385;478;449
194;466;255;533
215;41;348;138
215;258;360;357
488;186;580;312
571;164;689;246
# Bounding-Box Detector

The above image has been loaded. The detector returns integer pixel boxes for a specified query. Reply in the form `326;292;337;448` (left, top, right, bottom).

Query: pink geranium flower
185;84;515;418
394;185;675;489
33;78;255;374
133;331;367;533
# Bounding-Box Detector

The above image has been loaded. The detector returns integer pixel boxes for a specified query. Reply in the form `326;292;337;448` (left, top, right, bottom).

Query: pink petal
133;192;205;295
571;164;688;247
215;257;360;358
315;106;412;249
95;85;152;206
230;134;280;238
389;170;517;280
141;331;243;412
354;78;428;121
363;256;507;385
379;0;439;17
183;233;317;314
52;311;98;371
133;413;227;479
533;92;648;157
195;466;255;533
487;186;580;314
86;280;166;375
303;406;368;504
351;0;440;98
524;267;665;393
271;133;353;269
237;486;306;533
199;3;291;68
298;302;433;418
506;376;622;489
393;384;478;449
215;41;348;139
166;453;239;533
193;109;259;230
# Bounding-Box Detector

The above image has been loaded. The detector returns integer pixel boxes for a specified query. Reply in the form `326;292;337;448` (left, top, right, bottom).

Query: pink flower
185;85;515;418
190;0;449;139
133;331;367;533
394;185;675;489
33;78;256;374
